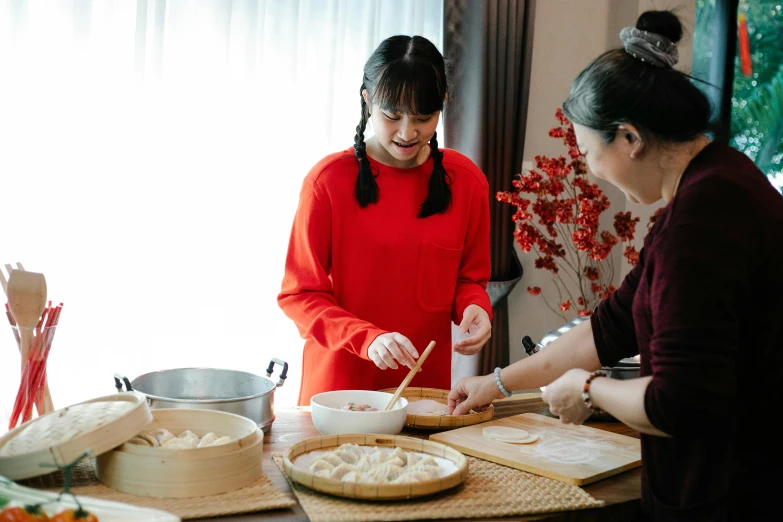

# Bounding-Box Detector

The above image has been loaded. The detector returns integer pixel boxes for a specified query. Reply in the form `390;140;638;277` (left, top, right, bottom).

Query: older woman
449;10;783;522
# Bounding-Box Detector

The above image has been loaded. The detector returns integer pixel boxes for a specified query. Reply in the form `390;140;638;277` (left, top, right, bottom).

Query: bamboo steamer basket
282;433;468;500
378;387;493;430
95;408;264;498
0;392;152;480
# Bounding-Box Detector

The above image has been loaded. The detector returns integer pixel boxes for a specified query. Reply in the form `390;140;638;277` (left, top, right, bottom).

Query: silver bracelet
494;367;512;397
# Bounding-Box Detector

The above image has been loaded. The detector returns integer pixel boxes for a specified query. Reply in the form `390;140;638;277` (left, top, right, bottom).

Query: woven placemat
273;452;603;522
19;458;295;520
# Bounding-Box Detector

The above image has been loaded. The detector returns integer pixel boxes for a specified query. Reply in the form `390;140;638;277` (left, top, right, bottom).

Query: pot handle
114;373;134;393
265;358;289;387
521;336;539;356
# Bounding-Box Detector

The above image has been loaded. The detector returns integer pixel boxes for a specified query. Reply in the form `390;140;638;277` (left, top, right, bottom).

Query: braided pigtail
354;86;379;207
418;131;451;218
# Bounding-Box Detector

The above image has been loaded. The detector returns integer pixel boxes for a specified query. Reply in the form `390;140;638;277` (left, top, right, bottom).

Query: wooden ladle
6;269;47;378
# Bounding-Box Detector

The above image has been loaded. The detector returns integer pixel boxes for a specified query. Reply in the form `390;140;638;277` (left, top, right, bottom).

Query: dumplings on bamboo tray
127;428;232;449
306;443;441;484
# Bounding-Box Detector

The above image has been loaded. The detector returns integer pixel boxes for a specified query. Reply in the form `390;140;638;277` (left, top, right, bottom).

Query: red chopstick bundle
6;301;63;429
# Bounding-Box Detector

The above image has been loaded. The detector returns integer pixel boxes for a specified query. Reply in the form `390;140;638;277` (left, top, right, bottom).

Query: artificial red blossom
497;108;657;320
648;207;664;230
584;266;600;281
614;211;641;242
624;245;640;265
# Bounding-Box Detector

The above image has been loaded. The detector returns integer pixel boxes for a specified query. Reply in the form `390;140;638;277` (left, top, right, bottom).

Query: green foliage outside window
693;0;783;193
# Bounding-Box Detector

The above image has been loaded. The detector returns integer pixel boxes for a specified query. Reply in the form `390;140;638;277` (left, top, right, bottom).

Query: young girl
279;35;493;406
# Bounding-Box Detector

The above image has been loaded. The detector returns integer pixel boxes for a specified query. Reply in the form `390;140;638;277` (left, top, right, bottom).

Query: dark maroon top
591;141;783;521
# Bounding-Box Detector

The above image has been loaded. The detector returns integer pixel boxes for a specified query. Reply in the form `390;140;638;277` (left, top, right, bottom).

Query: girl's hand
453;304;491;355
368;333;419;370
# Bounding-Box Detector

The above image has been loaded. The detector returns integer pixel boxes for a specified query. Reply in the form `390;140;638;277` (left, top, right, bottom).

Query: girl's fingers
392;333;419;366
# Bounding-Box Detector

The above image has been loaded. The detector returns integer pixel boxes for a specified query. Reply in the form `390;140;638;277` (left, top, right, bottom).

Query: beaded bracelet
582;370;607;414
494;367;512;397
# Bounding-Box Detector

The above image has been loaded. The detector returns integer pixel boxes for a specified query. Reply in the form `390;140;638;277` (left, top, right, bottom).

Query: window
0;0;444;428
693;0;783;192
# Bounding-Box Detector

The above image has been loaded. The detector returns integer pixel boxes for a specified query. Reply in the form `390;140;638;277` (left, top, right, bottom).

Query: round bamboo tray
95;408;264;498
378;387;493;430
0;392;152;480
282;433;468;500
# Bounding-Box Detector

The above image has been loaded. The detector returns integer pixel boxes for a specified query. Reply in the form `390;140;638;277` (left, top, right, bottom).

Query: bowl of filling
310;390;408;436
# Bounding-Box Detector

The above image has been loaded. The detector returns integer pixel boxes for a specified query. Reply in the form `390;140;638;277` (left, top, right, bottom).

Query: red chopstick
23;303;62;423
7;302;64;429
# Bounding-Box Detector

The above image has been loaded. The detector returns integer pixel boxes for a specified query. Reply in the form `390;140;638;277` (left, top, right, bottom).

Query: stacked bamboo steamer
0;392;264;498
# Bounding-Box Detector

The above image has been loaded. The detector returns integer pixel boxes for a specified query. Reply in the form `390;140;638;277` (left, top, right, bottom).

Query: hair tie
619;27;678;68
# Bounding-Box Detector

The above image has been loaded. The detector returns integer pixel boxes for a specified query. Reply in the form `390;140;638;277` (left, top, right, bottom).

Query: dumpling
355;455;372;473
393;471;431;484
366;447;385;465
162;439;196;450
127;433;158;447
362;467;391;484
318;454;344;467
384;456;405;468
411;464;440;479
209;436;232;447
373;463;403;481
178;430;199;442
337;443;364;460
309;458;335;471
406;452;423;467
329;463;358;480
415;456;438;468
331;449;359;465
197;432;219;448
309;458;335;476
340;470;365;483
147;428;175;446
389;447;408;466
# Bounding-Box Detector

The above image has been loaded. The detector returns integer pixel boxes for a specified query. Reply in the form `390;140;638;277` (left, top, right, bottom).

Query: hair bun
636;10;683;44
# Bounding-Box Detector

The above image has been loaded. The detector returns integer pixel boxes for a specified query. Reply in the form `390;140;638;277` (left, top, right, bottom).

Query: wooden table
198;394;643;522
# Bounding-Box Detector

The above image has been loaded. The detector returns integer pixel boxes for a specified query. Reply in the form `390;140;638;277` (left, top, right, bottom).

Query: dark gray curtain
444;0;534;375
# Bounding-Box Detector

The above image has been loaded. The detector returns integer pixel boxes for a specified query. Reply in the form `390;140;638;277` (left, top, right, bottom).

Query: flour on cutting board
514;427;621;464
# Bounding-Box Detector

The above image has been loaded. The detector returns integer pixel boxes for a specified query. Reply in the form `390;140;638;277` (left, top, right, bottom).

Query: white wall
508;0;696;362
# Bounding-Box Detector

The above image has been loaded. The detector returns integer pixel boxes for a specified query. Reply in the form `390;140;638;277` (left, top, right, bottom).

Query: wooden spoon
6;270;47;379
384;340;436;411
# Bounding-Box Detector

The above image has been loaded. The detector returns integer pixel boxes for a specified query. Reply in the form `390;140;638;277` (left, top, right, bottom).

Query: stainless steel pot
114;358;288;433
522;316;641;379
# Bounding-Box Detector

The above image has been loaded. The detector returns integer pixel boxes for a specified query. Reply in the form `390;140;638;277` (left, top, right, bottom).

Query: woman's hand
541;368;593;425
368;332;419;370
453;304;491;355
447;374;504;415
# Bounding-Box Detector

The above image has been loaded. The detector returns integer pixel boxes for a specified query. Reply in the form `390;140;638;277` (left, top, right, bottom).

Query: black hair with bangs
354;35;450;217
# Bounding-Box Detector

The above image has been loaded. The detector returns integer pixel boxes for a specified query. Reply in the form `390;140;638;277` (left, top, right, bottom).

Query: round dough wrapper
482;426;529;441
495;434;539;444
407;399;450;416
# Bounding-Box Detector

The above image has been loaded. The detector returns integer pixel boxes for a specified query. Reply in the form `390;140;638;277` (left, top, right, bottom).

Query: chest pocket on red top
416;240;463;313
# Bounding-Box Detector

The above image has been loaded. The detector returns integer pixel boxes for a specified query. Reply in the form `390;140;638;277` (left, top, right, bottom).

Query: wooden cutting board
429;412;641;486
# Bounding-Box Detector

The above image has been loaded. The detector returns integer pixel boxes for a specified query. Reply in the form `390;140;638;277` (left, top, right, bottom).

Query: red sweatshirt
279;147;492;405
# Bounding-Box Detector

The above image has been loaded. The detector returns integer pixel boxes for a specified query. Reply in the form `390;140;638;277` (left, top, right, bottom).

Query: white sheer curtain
0;0;443;429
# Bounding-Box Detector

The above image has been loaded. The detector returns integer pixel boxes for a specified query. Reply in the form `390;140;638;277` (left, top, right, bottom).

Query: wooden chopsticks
384;340;436;411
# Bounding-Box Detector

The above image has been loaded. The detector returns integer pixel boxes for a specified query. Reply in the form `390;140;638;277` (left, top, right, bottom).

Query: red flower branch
497;108;655;320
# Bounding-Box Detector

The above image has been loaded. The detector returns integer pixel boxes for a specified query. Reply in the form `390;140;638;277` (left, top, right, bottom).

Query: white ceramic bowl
310;390;408;436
